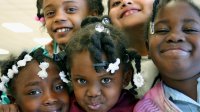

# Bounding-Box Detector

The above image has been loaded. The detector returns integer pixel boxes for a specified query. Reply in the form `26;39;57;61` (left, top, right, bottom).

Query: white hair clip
0;82;6;92
17;54;33;67
102;17;110;25
150;22;155;34
59;71;70;83
0;54;33;92
133;72;144;88
37;62;49;79
106;58;120;74
95;23;110;35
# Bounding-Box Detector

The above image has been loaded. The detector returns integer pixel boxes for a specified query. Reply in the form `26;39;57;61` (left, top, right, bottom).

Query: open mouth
54;27;72;33
120;9;141;18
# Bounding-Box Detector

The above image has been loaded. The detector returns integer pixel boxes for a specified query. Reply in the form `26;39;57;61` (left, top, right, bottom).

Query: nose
87;84;101;97
54;8;67;23
43;91;58;106
122;0;133;7
166;31;186;43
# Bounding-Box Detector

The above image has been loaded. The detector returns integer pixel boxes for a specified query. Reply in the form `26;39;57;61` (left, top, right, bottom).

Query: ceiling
0;0;50;60
0;0;200;60
0;0;108;60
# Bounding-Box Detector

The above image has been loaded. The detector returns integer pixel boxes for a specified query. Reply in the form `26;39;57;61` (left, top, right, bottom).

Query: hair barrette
150;22;155;34
102;17;110;25
95;23;110;35
35;16;45;23
106;58;120;74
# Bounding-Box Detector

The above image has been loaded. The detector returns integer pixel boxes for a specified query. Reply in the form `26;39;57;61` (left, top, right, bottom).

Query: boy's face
148;1;200;81
70;51;126;112
43;0;90;44
14;60;69;112
109;0;154;29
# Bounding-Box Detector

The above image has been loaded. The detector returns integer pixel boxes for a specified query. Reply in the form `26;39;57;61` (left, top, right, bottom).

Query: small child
108;0;158;99
134;0;200;111
0;48;70;111
65;16;141;112
35;0;104;58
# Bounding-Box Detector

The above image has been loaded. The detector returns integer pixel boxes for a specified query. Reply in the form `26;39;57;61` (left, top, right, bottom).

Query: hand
0;104;19;112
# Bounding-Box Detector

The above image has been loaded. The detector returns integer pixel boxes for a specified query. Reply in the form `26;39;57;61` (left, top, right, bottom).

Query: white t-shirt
126;56;158;99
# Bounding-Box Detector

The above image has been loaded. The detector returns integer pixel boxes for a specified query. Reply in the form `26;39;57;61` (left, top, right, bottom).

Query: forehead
16;60;60;83
71;51;109;76
156;1;200;22
43;0;88;8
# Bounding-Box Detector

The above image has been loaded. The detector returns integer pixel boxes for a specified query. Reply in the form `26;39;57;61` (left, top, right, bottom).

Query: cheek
17;99;40;111
72;83;84;100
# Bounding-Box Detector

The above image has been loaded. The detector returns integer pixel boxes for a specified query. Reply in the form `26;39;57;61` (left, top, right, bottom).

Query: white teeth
56;28;69;33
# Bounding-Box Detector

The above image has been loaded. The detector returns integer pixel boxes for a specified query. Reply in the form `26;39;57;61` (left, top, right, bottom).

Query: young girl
65;16;141;111
108;0;158;98
0;48;70;111
134;0;200;111
35;0;104;58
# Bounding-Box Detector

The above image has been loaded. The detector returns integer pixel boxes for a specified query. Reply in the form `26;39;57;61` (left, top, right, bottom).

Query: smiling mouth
54;28;72;33
121;9;141;18
160;49;191;57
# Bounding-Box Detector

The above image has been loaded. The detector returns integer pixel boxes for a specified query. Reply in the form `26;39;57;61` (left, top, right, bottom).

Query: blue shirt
164;78;200;112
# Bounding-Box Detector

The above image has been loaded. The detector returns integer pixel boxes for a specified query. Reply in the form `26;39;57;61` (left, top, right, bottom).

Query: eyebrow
43;0;77;11
183;19;199;24
155;18;199;26
24;81;40;88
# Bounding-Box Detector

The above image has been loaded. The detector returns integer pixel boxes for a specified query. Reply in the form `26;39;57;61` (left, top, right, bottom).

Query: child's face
70;51;126;112
109;0;154;29
148;1;200;81
43;0;90;44
14;60;69;112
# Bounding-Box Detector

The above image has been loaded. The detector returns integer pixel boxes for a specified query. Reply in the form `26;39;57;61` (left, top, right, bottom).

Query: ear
122;65;133;87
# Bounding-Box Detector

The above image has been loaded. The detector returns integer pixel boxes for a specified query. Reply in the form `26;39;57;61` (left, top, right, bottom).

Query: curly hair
0;48;69;97
65;16;141;95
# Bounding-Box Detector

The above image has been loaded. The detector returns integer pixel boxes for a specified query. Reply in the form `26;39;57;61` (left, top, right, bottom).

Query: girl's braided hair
0;48;68;98
66;16;141;95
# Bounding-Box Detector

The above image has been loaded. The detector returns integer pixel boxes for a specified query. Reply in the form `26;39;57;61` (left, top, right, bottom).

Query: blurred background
0;0;108;61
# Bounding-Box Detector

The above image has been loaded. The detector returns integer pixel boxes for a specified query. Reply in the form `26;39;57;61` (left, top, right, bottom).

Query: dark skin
148;1;200;101
0;60;70;112
70;51;132;112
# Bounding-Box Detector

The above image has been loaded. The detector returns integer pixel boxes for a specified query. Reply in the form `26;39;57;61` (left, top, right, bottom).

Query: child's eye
112;1;121;7
66;7;77;13
77;79;87;85
28;90;42;96
154;28;170;35
101;78;111;84
183;28;199;34
45;11;55;18
55;84;64;92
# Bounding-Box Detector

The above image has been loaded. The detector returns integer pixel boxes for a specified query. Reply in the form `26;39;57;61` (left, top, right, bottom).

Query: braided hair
36;0;44;20
66;16;141;95
0;48;69;99
145;0;200;41
36;0;104;20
